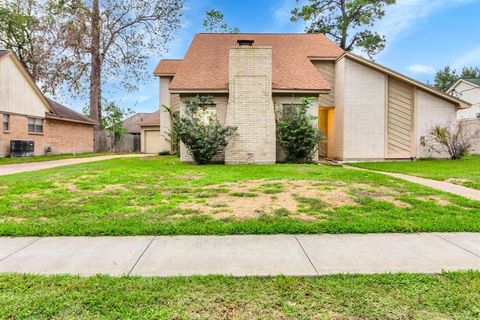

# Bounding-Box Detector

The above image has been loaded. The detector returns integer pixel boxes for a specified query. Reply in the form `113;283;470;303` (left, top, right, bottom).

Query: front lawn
0;152;124;165
1;272;479;319
351;155;480;190
0;156;478;236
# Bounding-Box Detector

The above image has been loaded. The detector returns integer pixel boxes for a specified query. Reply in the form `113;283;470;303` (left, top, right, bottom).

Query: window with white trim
28;117;44;133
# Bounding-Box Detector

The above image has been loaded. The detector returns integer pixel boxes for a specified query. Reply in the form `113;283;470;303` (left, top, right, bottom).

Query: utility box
10;140;35;157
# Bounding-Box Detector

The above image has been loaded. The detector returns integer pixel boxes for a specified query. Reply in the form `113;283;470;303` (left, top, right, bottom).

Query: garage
144;130;161;154
139;110;161;154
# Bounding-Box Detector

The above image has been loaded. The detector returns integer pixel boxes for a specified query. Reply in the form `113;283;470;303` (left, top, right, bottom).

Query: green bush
276;97;325;163
173;95;237;164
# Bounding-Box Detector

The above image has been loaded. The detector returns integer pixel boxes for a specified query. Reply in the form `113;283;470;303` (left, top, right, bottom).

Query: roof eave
45;114;97;125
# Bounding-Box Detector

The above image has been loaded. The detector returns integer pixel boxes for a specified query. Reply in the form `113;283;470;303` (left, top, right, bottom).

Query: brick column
225;46;276;164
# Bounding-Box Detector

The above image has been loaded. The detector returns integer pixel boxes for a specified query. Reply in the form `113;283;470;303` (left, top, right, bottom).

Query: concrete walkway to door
0;154;153;176
0;233;479;277
345;166;480;201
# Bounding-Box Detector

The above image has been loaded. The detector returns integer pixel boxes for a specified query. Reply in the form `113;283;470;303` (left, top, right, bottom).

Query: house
0;50;96;157
154;34;470;163
139;110;161;154
447;78;480;120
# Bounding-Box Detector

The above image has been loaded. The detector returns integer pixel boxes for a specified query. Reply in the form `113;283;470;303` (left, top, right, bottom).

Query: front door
318;108;329;158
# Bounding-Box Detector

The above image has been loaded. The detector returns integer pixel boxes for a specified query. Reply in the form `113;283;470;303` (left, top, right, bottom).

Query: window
197;105;216;123
282;103;302;118
476;112;480;119
2;114;9;131
28;118;43;133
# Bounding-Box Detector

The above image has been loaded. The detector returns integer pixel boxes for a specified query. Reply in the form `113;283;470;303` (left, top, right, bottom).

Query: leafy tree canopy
291;0;396;58
433;66;480;92
203;9;240;33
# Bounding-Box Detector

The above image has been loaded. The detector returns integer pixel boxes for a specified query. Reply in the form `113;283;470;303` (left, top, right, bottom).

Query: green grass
0;152;125;165
1;272;480;319
351;155;480;190
0;156;479;236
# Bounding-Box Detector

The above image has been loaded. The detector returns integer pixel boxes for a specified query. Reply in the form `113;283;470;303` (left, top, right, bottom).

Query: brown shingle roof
168;33;344;92
46;99;97;125
154;59;183;76
139;110;160;126
0;50;10;58
123;113;151;133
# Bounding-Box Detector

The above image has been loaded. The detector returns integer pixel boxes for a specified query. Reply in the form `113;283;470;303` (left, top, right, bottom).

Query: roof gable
341;52;471;109
0;52;53;116
167;33;344;92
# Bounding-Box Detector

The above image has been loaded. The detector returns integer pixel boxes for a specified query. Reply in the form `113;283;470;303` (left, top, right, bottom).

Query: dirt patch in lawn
445;178;474;186
180;180;412;220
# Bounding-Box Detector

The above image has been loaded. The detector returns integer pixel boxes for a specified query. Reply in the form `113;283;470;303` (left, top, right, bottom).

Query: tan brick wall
416;90;459;158
225;46;276;164
341;57;387;161
0;113;93;157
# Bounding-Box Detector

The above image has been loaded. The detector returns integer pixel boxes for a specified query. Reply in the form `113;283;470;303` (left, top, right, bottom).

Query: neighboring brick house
0;50;96;157
154;34;471;163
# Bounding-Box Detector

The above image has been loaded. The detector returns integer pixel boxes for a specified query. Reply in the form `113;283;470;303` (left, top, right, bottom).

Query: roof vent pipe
237;39;254;46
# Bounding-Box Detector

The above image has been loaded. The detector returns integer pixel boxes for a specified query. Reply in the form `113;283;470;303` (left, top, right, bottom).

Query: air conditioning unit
10;140;35;157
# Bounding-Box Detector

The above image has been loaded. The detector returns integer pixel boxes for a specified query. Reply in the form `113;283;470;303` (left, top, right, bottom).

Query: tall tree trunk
89;0;101;131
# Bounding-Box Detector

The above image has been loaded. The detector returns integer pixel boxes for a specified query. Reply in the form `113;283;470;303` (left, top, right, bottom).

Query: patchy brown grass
180;180;419;220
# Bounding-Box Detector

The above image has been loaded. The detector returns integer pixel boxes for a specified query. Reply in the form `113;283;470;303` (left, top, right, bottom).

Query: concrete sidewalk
0;154;153;176
346;166;480;201
0;233;479;276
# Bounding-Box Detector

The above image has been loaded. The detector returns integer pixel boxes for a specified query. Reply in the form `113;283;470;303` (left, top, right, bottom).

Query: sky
67;0;480;114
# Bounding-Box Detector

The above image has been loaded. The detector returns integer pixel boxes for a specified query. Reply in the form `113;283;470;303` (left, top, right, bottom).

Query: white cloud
268;0;305;33
375;0;477;49
454;45;480;68
406;64;436;74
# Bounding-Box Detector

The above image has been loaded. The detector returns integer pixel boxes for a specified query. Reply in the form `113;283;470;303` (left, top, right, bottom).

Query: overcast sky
63;0;480;114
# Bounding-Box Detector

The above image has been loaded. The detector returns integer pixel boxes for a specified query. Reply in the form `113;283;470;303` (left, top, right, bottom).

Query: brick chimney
224;43;276;164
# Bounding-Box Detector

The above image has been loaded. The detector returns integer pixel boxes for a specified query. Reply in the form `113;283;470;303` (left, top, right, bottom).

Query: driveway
0;154;153;176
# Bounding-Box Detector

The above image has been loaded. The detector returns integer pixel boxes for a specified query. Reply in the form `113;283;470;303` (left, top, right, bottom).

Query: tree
203;9;240;33
101;101;133;142
433;66;480;92
291;0;396;58
64;0;183;129
173;96;237;164
276;98;325;163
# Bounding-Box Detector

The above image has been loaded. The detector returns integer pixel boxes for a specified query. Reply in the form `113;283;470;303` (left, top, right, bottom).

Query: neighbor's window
2;114;9;131
28;117;43;133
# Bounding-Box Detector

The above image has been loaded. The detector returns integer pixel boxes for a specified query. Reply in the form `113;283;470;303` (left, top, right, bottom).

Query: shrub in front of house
421;121;480;159
173;95;237;165
276;97;325;163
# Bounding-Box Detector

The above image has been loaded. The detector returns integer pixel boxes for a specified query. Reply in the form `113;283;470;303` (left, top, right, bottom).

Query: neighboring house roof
0;50;9;58
45;99;97;125
447;78;480;95
153;59;183;76
123;113;151;133
465;78;480;86
139;110;160;126
164;33;344;93
341;52;471;109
